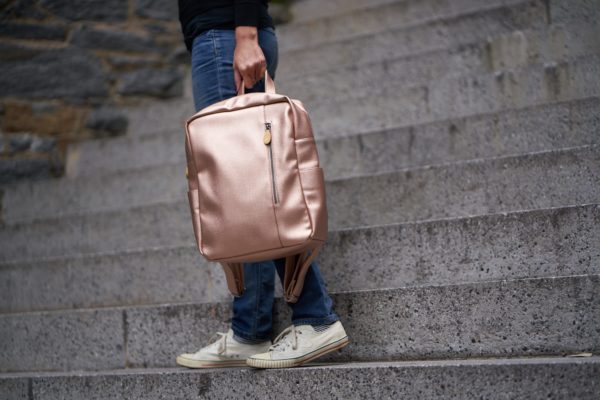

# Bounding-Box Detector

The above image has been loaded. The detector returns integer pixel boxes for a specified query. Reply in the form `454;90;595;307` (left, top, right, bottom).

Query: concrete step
279;23;600;103
2;357;599;399
121;52;600;143
306;54;600;139
287;0;599;26
1;274;598;372
288;0;399;24
3;84;600;224
122;1;554;139
64;96;600;180
278;0;549;79
278;0;529;52
1;145;598;262
1;204;598;313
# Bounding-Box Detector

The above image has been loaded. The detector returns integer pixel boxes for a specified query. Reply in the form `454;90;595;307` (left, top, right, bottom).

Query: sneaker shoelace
208;332;228;355
269;325;300;352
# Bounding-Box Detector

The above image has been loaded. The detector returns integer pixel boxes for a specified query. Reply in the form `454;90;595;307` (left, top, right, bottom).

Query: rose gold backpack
184;72;327;303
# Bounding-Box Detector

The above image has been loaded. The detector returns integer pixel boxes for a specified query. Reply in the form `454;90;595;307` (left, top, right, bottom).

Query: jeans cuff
231;323;271;343
292;313;340;327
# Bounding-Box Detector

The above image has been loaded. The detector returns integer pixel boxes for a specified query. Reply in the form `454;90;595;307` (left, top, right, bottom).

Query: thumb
234;68;242;94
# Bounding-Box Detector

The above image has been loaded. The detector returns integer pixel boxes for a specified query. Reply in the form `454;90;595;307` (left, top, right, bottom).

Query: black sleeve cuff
234;1;261;27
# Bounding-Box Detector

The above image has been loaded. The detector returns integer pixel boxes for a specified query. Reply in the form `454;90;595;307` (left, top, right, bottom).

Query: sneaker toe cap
248;352;272;361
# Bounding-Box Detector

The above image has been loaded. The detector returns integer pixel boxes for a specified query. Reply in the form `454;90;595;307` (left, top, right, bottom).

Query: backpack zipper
264;122;279;204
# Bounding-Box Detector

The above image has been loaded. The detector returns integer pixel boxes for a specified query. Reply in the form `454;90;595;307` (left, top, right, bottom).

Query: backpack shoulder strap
220;262;245;297
283;244;323;303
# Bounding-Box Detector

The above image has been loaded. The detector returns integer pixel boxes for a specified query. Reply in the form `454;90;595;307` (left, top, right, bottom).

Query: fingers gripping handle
238;70;276;95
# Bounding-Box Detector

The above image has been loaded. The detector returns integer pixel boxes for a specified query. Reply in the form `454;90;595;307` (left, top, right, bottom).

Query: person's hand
234;26;266;92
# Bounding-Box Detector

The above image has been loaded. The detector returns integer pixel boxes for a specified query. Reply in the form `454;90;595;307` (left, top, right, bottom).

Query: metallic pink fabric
184;75;328;274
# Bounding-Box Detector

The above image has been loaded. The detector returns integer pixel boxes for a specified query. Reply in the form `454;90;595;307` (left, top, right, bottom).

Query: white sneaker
246;321;349;369
176;329;271;368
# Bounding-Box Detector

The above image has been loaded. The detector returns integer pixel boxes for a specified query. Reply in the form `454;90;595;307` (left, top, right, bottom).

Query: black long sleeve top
178;0;274;51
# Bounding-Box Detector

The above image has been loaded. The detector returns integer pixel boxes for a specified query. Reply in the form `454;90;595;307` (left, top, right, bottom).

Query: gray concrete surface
2;357;599;399
2;204;598;314
1;275;598;372
0;145;598;262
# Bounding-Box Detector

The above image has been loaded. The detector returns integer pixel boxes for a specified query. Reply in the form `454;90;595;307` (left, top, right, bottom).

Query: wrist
235;26;258;42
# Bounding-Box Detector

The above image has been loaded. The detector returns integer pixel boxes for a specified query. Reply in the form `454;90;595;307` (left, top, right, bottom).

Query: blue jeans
191;28;340;342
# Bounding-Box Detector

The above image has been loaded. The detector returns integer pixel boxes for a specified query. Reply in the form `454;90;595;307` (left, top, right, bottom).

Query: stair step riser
1;204;598;313
3;359;599;400
279;1;549;78
1;275;597;372
309;55;600;139
1;146;598;262
278;0;528;52
328;145;600;229
279;24;600;102
122;2;550;139
123;52;600;144
64;98;600;180
288;0;598;26
289;0;399;25
8;89;600;225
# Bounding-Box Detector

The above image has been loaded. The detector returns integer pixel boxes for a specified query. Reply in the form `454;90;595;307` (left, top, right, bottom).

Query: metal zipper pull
263;122;272;145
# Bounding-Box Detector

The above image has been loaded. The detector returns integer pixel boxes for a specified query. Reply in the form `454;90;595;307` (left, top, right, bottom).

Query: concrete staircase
1;0;599;398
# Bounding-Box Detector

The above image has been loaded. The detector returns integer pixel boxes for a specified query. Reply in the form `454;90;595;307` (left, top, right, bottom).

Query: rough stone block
85;107;128;136
118;68;183;98
2;0;46;20
71;26;159;53
0;158;57;185
1;102;82;136
134;0;178;21
0;48;109;101
0;22;67;41
39;0;128;21
0;42;45;62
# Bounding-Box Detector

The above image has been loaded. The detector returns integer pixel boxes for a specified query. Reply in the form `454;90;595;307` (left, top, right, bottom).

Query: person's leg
274;257;340;326
247;255;347;369
190;27;280;343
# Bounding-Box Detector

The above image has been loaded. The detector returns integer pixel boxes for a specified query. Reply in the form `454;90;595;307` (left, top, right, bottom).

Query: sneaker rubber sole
246;336;349;369
176;356;247;369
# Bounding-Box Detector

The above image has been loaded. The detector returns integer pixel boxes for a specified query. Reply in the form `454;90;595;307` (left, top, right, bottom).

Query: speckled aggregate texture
1;145;598;263
321;204;600;292
1;358;598;400
3;274;598;372
2;204;598;314
328;145;600;229
1;0;600;396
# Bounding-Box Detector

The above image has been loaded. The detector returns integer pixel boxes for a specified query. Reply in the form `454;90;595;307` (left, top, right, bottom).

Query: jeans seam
210;30;224;101
252;264;260;337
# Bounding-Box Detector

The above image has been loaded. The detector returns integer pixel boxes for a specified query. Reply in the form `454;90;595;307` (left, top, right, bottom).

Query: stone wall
0;0;187;183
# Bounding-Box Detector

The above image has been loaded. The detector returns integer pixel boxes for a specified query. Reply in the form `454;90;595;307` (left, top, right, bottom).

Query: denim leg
274;256;340;326
231;261;276;341
190;27;280;340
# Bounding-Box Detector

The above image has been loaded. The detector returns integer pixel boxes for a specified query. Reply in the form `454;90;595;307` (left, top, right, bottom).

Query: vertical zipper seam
264;105;279;204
